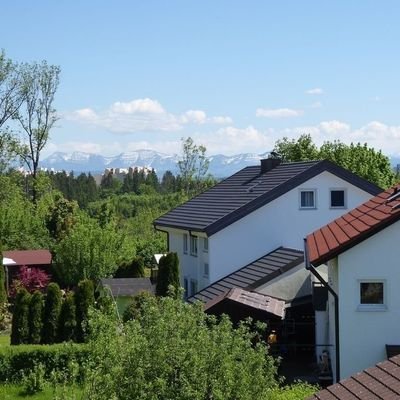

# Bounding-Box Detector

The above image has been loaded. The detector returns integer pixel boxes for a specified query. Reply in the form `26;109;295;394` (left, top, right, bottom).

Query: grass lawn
0;334;10;346
0;384;83;399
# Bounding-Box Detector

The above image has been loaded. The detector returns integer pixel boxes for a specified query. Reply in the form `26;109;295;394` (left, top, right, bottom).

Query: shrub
59;291;76;342
22;362;46;394
10;288;31;345
114;257;145;278
122;291;155;322
0;265;6;305
29;291;44;344
156;252;180;297
10;266;50;295
0;343;89;383
75;279;94;342
42;283;62;344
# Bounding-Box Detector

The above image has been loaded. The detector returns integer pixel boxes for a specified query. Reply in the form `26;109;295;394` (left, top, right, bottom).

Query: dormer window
300;189;316;209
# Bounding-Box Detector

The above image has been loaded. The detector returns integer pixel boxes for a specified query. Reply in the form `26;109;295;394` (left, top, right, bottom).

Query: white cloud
306;88;323;95
256;108;303;118
66;99;232;133
310;101;322;109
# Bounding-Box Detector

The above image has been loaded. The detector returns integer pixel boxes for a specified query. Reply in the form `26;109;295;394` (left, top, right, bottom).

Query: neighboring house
154;157;381;299
309;354;400;400
306;184;400;382
2;249;52;289
99;277;156;315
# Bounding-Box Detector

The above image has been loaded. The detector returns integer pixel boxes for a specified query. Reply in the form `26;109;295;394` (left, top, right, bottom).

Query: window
190;235;198;256
190;279;198;296
183;234;188;254
330;189;346;208
358;281;386;311
184;277;188;298
204;263;209;277
300;189;316;209
203;238;208;252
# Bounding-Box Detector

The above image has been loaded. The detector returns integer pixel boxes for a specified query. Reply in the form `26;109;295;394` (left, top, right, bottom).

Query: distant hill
41;149;271;178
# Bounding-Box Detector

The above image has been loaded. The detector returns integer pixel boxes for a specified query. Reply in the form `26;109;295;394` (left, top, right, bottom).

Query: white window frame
190;235;198;257
330;188;347;209
203;237;208;253
357;280;387;311
183;234;188;254
299;189;317;209
203;262;209;278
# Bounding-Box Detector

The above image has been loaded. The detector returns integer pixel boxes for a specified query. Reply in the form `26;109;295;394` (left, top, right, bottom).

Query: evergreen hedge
42;283;62;344
156;252;180;297
28;291;43;344
75;279;94;343
59;291;76;342
11;288;31;345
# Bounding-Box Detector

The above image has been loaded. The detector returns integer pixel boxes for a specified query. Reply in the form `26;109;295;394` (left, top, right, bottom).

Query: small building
99;278;156;315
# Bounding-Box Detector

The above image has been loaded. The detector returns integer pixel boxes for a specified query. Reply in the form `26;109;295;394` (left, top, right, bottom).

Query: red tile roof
2;250;52;266
307;185;400;266
309;354;400;400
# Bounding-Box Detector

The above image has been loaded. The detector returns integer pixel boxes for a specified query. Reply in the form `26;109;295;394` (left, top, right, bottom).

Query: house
309;354;400;399
2;249;52;289
306;184;400;382
154;157;381;299
99;277;156;315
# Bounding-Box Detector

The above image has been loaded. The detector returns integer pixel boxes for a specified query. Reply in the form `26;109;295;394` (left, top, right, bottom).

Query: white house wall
209;171;372;283
336;219;400;379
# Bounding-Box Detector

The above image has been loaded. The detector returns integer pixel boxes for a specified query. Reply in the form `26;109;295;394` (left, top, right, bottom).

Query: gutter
304;238;340;382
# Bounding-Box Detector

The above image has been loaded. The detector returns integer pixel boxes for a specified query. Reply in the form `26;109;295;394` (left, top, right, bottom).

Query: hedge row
0;343;90;383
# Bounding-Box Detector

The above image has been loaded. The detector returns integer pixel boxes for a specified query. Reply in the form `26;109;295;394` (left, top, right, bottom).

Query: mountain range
41;149;271;178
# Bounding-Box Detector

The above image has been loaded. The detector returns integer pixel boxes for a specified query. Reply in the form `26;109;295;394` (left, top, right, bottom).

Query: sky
2;1;400;158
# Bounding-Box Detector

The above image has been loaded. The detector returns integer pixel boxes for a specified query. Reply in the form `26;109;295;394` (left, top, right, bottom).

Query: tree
178;137;210;196
0;241;6;305
42;282;62;344
75;279;95;343
273;134;395;188
11;288;31;345
16;61;60;201
28;290;44;344
83;296;278;400
58;291;76;342
161;170;176;193
156;252;180;297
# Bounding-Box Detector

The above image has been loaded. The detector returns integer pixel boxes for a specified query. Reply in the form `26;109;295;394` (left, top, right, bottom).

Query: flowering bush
10;266;50;296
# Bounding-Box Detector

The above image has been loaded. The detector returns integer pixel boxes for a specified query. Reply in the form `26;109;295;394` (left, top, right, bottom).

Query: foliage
114;257;145;278
0;246;6;305
11;288;31;345
0;304;11;333
273;134;395;188
178;136;211;196
122;291;155;322
58;292;76;343
75;280;94;343
22;362;46;395
53;215;123;286
84;296;278;400
28;291;43;345
11;266;50;295
0;342;89;383
42;283;62;344
156;252;180;297
269;382;317;399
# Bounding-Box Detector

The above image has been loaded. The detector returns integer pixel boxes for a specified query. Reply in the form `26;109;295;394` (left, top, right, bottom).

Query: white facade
162;171;374;297
322;219;400;381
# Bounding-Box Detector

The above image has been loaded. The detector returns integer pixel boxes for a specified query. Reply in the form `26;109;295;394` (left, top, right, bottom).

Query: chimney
260;157;281;173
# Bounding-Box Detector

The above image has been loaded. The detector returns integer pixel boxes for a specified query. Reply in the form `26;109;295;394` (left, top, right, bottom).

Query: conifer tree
42;282;62;344
11;288;31;345
156;252;180;297
59;291;76;342
0;242;7;305
29;291;43;344
75;279;95;342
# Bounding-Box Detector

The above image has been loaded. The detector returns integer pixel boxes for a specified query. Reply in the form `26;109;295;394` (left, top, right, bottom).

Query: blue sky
2;1;400;157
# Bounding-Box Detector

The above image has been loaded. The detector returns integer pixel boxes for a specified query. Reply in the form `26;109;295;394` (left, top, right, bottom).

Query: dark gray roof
100;278;155;297
154;160;381;236
187;247;304;304
309;355;400;400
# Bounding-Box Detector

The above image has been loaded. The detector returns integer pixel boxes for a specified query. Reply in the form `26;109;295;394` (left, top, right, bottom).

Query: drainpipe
304;238;340;382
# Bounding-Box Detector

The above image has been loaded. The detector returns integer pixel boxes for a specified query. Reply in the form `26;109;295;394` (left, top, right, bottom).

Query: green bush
29;291;44;344
156;252;180;297
0;342;89;383
22;362;46;394
75;279;94;343
115;257;145;278
58;291;76;342
42;283;62;344
122;291;155;322
10;288;31;345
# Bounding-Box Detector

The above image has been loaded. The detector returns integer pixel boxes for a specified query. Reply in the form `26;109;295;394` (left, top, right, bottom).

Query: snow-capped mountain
41;149;271;177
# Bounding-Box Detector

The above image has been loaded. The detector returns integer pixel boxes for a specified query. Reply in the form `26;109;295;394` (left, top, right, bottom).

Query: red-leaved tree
10;266;50;296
